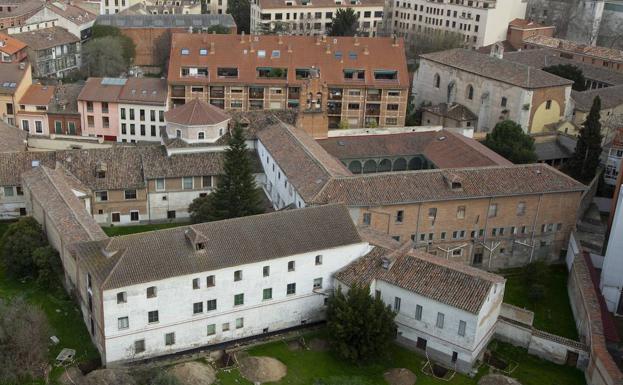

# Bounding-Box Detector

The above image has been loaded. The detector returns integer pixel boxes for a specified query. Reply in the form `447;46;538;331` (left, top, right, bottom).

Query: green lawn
0;222;100;384
217;332;586;385
102;221;189;236
503;265;579;340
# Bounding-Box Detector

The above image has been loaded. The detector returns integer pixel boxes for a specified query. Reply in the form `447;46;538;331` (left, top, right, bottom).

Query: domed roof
165;98;230;126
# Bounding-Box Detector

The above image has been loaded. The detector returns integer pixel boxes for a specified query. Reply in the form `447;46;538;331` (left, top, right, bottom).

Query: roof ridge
100;246;128;289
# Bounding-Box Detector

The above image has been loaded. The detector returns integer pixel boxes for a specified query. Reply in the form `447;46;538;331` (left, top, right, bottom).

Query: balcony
171;86;185;98
288;87;300;100
210;86;225;99
367;90;381;102
249;87;265;100
257;67;287;79
327;102;342;115
329;88;343;101
365;104;380;116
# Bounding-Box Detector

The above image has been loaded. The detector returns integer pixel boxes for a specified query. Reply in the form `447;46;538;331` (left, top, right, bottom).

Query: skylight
181;48;190;55
349;51;357;60
199;48;208;55
258;50;266;58
271;50;280;58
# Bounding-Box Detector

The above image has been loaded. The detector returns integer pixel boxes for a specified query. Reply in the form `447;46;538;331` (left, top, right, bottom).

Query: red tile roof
19;84;55;106
0;32;27;55
165;98;230;126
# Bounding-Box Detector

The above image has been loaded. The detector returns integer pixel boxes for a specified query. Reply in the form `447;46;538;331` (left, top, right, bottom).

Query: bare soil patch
238;356;287;384
82;368;136;385
478;374;522;385
168;362;216;385
384;368;417;385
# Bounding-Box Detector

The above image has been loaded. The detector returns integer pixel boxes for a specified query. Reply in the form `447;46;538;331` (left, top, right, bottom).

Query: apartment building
0;32;27;62
78;77;124;141
386;0;526;48
336;233;505;373
12;26;81;78
167;33;409;134
118;78;168;143
0;62;32;127
100;0;202;15
414;48;573;134
17;84;55;136
250;0;384;36
47;84;84;136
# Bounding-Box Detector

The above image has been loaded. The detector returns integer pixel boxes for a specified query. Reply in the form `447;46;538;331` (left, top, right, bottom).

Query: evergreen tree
482;120;538;164
227;0;251;34
189;124;264;223
566;96;603;183
326;285;396;363
0;217;47;279
328;8;359;36
543;64;587;91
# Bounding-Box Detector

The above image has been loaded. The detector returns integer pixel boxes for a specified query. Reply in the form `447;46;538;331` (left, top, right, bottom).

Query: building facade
118;78;168;143
167;34;410;134
250;0;384;36
8;2;97;41
385;0;527;49
17;84;55;136
0;0;45;30
414;48;573;134
77;77;125;141
0;32;28;62
47;83;84;136
0;62;32;127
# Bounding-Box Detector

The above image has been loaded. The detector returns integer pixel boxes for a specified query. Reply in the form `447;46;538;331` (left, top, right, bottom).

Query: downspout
529;194;543;263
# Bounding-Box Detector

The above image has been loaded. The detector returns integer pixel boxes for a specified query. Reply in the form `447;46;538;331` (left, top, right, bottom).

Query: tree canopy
326;284;396;363
227;0;251;33
82;36;129;77
405;30;464;63
189;124;264;223
0;217;47;279
543;64;587;91
482;120;538;164
566;96;603;183
91;25;136;65
328;8;359;36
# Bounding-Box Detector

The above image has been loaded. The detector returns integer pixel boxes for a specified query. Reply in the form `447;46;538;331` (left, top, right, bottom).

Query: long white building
386;0;527;48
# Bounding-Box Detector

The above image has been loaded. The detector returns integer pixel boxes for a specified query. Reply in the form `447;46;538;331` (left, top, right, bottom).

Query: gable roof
256;121;351;202
335;242;504;314
0;120;27;153
0;62;30;95
420;48;573;89
572;85;623;112
19;84;55;106
311;163;586;206
0;151;57;186
12;26;79;50
318;129;512;169
0;32;27;54
165;98;231;126
523;35;623;63
117;77;168;106
95;14;236;29
74;204;362;289
77;77;126;103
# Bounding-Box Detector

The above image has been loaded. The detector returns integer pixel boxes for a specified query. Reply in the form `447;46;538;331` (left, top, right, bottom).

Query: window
130;210;139;222
202;176;213;188
434;73;440;88
517;201;526;216
147;286;157;298
234;293;244;306
452;248;462;256
155;178;165;191
21;120;29;132
440;231;446;240
394;297;401;312
234;270;242;281
288;261;295;271
206;275;215;287
466;85;474;100
315;255;323;265
124;189;137;200
436;312;445;328
118;316;129;330
545;100;552;110
167;210;176;219
165;332;175;345
207;299;217;311
134;339;145;353
363;212;371;225
395;210;404;223
3;187;13;197
263;288;273;300
457;206;465;219
263;266;270;277
222;322;230;331
117;292;127;304
95;191;108;202
415;304;422;320
428;207;437;219
236;317;244;329
183;177;194;190
193;278;200;289
557;223;563;231
287;283;296;295
111;214;120;223
501;97;507;107
313;278;323;289
207;324;216;335
488;203;497;218
458;320;466;336
148;310;159;323
198;132;205;140
193;302;203;314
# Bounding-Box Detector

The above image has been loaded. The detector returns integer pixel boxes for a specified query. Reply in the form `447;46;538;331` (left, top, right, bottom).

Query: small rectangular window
457;206;465;219
315;255;323;265
222;322;230;331
155;178;165;191
206;275;215;287
147;286;157;298
236;317;244;329
118;316;129;330
263;288;273;300
428;207;437;219
415;304;422;320
488;203;498;218
117;292;127;304
288;261;295;271
148;310;159;323
263;266;270;277
234;270;242;281
458;320;466;336
234;293;244;306
134;339;145;353
517;202;526;216
183;177;194;190
287;283;296;295
207;324;216;335
192;278;200;289
313;278;323;289
207;299;217;311
165;332;175;345
193;302;203;314
436;312;445;328
395;210;404;223
362;212;371;225
394;297;401;312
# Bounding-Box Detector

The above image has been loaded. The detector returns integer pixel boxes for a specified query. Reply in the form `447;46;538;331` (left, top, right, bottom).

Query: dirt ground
168;362;216;385
81;368;136;385
478;374;522;385
238;356;287;383
383;368;417;385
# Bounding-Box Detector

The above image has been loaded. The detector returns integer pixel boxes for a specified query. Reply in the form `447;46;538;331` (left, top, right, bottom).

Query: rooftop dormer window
199;48;208;55
181;48;189;55
196;242;205;250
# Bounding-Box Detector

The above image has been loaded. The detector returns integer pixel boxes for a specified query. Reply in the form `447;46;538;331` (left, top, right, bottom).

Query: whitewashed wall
257;140;306;210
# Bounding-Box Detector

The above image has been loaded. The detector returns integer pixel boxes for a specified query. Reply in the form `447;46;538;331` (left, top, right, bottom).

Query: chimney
315;35;321;45
392;34;398;47
210;41;215;54
287;43;292;53
18;62;26;70
240;30;245;43
278;34;283;45
363;45;369;55
354;35;359;46
250;42;255;53
325;44;331;54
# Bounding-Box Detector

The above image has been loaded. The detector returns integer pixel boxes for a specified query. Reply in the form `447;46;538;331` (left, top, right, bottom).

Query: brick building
0;0;44;30
506;18;555;50
0;62;32;127
47;83;84;136
167;33;409;136
0;32;27;62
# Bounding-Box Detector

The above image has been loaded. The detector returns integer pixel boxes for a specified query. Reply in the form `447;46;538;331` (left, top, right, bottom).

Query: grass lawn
102;221;189;236
217;331;586;385
503;264;579;340
0;222;100;384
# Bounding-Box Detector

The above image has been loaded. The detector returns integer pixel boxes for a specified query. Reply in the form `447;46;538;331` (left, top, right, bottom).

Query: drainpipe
529;194;543;263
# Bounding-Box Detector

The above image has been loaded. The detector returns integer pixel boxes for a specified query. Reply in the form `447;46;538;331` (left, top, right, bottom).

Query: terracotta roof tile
0;120;27;152
524;35;623;62
0;32;27;54
572;85;623;111
0;151;56;186
74;204;362;289
117;77;168;106
19;84;55;106
420;48;573;89
0;62;30;95
165;98;231;125
77;77;126;103
13;27;79;51
257;0;382;9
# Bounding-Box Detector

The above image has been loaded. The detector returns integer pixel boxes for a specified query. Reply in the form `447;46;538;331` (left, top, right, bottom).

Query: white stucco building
335;236;505;373
386;0;527;48
250;0;384;36
118;78;168;143
600;183;623;314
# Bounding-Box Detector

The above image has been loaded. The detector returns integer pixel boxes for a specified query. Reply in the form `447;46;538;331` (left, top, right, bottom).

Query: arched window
198;132;205;140
466;85;474;100
378;159;392;172
393;158;407;171
348;160;362;174
176;129;182;138
434;73;440;88
363;160;377;174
